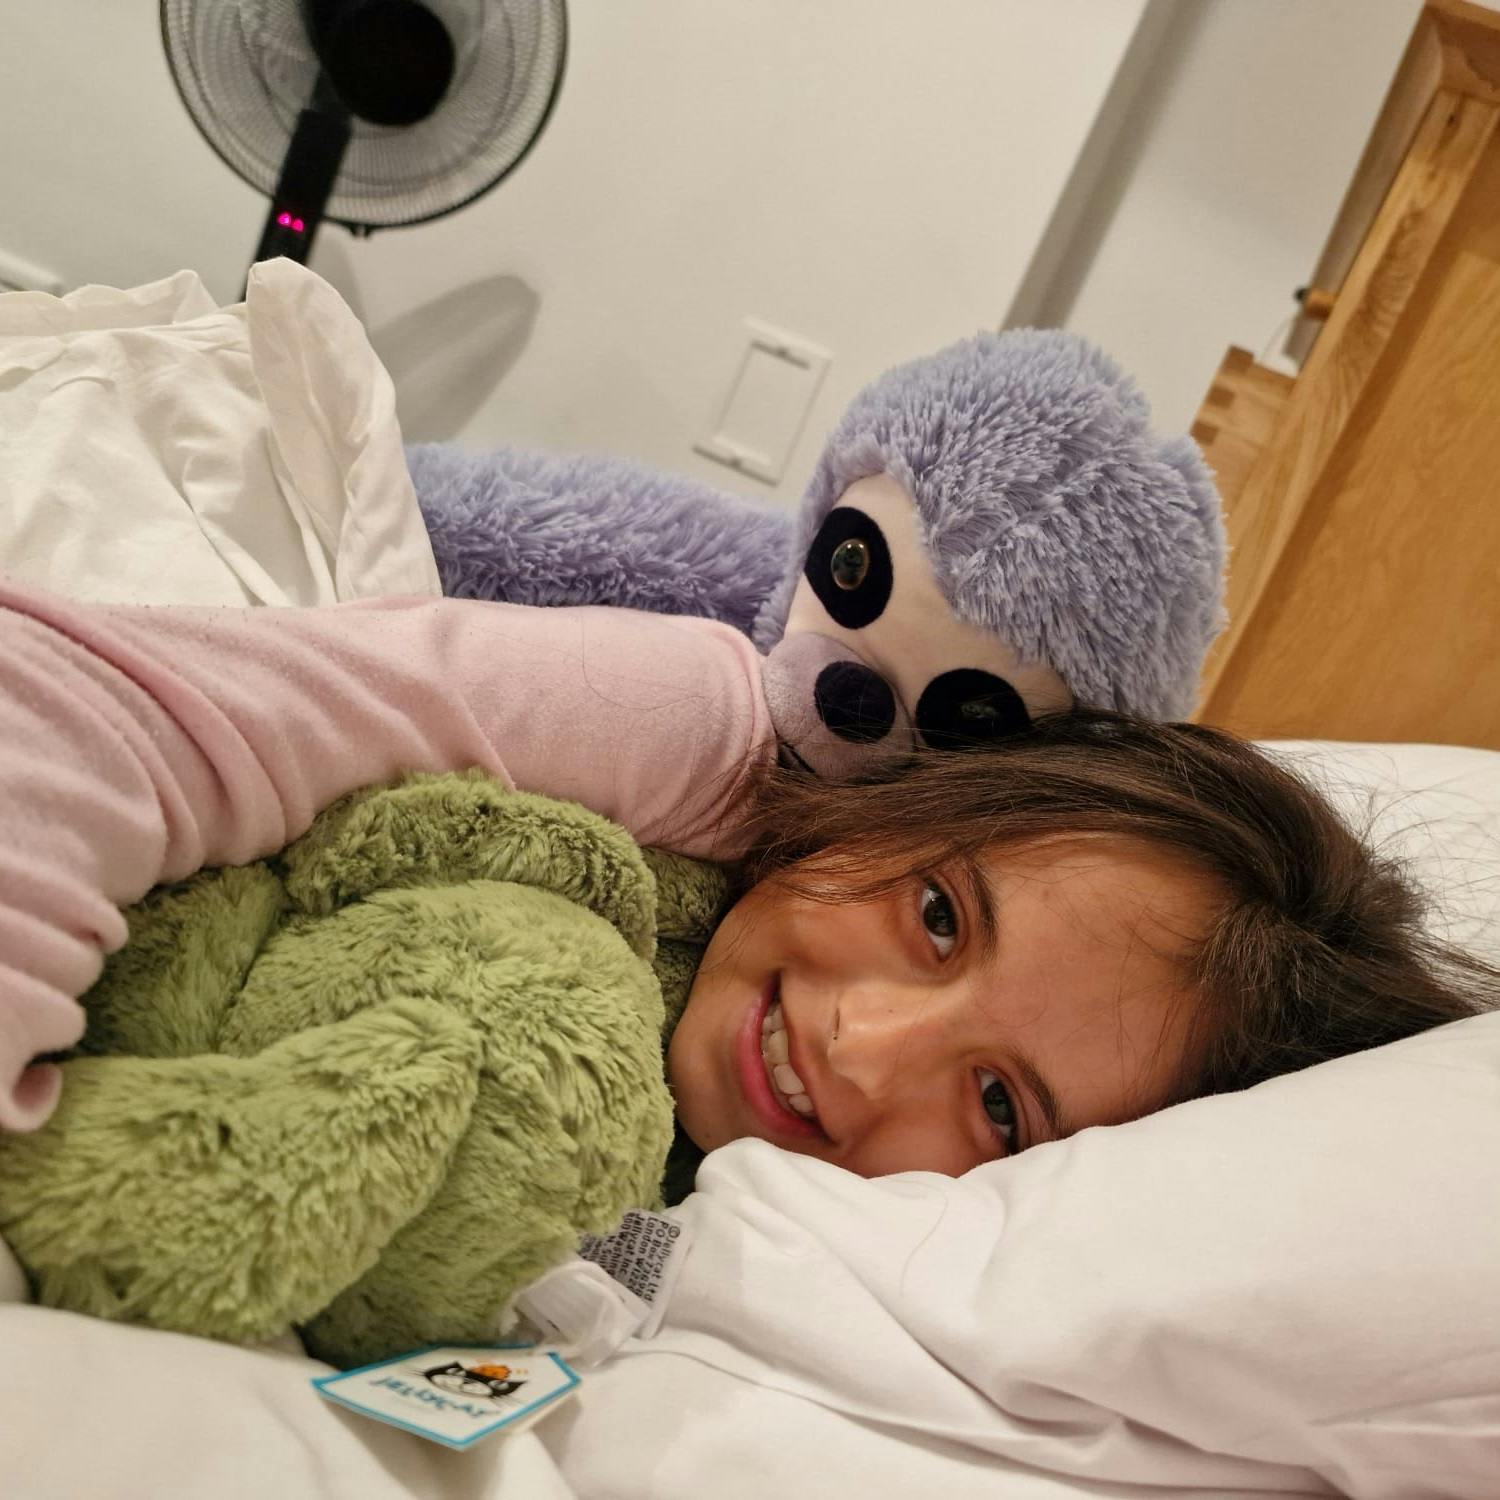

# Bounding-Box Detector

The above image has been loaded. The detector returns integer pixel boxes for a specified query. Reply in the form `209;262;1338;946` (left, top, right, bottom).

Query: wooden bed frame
1189;0;1500;752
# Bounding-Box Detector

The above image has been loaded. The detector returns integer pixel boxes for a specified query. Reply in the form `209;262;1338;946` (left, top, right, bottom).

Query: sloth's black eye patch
803;507;891;630
916;670;1031;749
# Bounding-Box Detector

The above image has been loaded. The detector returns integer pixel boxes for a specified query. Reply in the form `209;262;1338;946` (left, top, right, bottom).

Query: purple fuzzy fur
755;331;1225;720
408;443;793;638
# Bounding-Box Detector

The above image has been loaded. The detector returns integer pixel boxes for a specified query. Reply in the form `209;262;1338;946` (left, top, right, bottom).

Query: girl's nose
822;983;944;1105
820;984;975;1177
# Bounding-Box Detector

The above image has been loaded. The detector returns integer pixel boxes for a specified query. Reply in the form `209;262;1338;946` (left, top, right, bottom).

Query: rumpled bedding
0;260;440;607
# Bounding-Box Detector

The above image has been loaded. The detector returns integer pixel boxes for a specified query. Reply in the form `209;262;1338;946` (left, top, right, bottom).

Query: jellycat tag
313;1343;579;1448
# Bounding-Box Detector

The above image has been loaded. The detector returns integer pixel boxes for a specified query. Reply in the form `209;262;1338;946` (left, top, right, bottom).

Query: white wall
323;0;1152;505
0;1;1430;503
1019;0;1423;433
0;0;1147;507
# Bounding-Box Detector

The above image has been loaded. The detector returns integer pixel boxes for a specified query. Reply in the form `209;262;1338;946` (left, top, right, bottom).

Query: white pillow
1265;739;1500;965
0;261;440;607
554;740;1500;1500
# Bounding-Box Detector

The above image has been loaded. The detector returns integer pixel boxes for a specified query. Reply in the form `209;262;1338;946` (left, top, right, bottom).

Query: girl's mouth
737;977;825;1139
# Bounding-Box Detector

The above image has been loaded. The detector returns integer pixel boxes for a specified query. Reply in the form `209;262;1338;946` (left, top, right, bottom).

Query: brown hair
735;711;1497;1103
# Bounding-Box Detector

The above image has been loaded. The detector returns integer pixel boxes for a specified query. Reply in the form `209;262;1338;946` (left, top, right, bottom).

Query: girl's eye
977;1068;1017;1151
919;879;958;957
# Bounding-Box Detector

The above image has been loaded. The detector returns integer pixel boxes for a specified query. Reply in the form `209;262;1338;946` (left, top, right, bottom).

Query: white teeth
773;1063;805;1096
760;998;819;1125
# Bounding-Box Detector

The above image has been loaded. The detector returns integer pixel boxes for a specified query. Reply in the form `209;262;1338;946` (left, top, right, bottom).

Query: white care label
313;1343;579;1449
577;1209;688;1328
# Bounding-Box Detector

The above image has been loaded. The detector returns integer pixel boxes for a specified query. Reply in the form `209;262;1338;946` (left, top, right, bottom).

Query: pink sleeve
0;580;773;1131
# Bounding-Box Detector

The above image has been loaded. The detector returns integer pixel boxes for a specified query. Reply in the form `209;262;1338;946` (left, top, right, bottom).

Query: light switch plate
695;319;830;484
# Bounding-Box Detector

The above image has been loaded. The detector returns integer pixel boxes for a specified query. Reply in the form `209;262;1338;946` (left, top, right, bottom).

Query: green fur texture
0;772;730;1367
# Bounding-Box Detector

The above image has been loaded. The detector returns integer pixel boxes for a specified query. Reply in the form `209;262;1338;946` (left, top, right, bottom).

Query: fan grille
162;0;566;229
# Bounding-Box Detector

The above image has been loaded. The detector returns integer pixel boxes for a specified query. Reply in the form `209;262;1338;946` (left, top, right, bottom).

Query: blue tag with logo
313;1342;580;1449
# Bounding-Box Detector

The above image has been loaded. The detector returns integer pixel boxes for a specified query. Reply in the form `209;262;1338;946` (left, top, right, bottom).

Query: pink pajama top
0;581;774;1132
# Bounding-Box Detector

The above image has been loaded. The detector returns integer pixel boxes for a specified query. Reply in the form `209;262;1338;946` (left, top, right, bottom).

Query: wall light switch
695;319;830;484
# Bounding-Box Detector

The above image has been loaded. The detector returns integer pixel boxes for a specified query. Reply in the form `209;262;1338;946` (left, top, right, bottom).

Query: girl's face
667;838;1216;1177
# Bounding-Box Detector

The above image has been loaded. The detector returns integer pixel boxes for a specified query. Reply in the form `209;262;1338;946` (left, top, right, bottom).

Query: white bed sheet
0;1306;575;1500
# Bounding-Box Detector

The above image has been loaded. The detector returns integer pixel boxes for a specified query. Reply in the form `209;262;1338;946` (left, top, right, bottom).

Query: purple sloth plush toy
407;329;1225;775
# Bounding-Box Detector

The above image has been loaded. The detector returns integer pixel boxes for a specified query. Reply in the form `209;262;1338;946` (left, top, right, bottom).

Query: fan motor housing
310;0;456;127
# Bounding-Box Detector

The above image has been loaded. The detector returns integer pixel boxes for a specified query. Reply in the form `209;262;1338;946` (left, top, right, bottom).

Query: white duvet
2;740;1497;1500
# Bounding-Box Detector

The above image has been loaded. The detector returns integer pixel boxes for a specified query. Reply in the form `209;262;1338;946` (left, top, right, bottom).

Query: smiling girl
668;714;1496;1174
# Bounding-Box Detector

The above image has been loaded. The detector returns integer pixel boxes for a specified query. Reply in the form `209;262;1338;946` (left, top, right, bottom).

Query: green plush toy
0;771;730;1368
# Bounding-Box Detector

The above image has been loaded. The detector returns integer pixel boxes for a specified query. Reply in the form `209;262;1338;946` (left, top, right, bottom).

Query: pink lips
737;977;824;1140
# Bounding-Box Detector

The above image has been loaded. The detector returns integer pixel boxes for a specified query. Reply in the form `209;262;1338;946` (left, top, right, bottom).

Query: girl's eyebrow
959;858;1001;961
961;858;1071;1142
1011;1049;1071;1142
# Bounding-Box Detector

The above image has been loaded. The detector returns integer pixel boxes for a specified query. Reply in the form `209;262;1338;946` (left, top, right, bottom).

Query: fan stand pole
247;73;352;290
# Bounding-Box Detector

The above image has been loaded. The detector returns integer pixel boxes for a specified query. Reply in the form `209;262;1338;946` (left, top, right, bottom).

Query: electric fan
161;0;567;272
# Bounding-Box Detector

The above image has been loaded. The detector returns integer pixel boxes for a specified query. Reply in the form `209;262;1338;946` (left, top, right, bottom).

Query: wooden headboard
1190;0;1500;752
